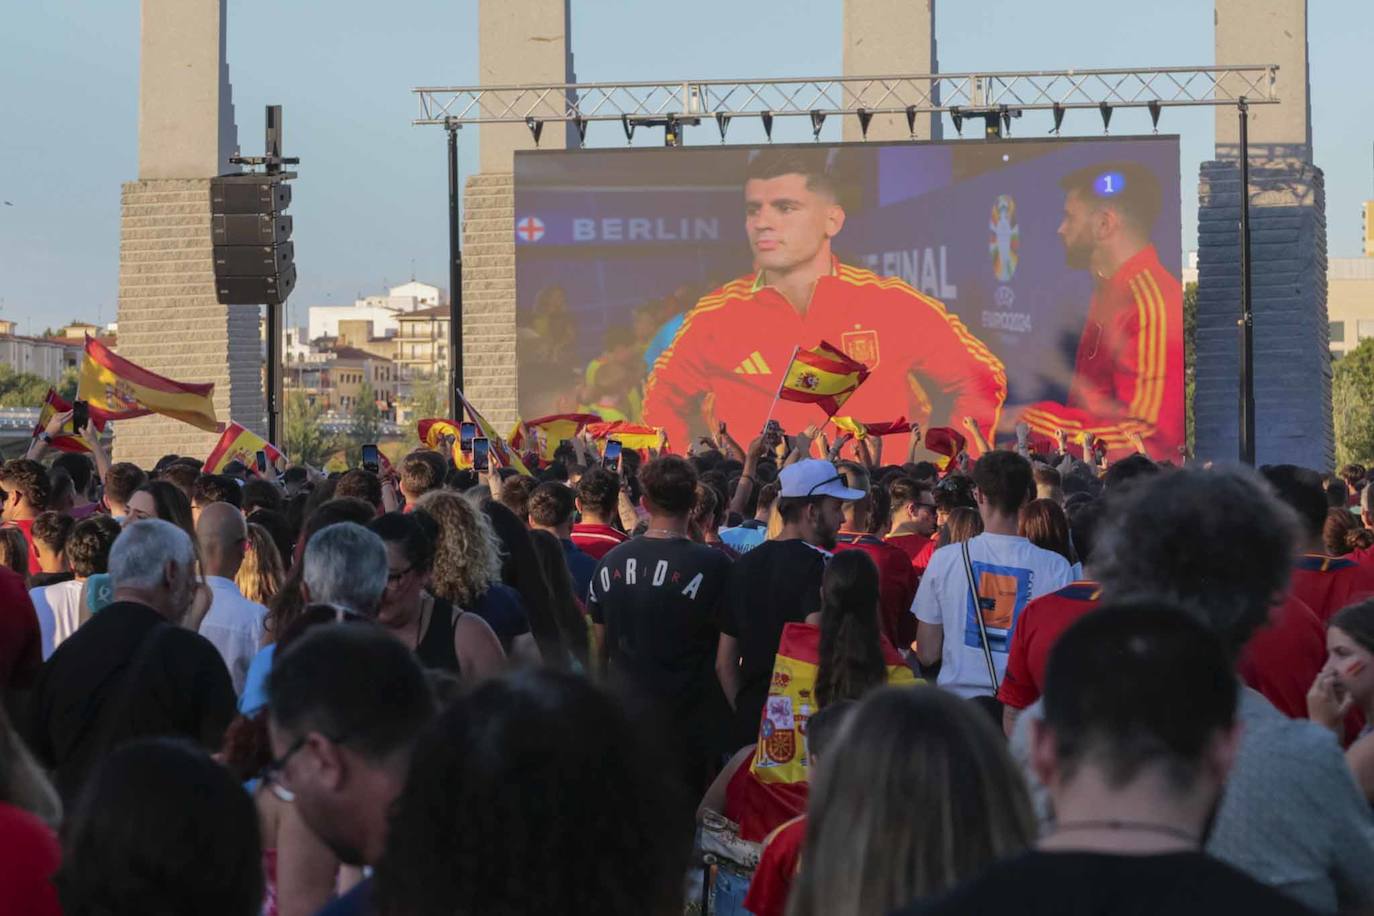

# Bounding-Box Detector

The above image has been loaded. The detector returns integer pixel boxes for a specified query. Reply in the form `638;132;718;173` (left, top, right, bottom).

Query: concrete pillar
115;0;262;466
842;0;939;142
1194;0;1330;468
466;0;572;430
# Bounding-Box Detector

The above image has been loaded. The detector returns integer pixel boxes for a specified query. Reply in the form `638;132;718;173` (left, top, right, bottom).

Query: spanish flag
778;341;869;416
417;418;461;451
924;426;967;471
584;420;663;452
33;389;102;454
456;392;533;477
77;336;219;432
205;422;283;474
831;416;912;441
509;413;601;461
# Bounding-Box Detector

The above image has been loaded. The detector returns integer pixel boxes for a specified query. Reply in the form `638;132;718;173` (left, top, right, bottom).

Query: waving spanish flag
33;389;102;454
510;413;601;461
77;336;219;432
456;392;533;477
778;341;870;416
831;416;912;441
584;420;663;452
417;418;461;450
205;422;283;474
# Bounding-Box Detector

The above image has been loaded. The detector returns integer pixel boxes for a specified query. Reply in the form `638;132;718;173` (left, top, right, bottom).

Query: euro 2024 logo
988;194;1019;284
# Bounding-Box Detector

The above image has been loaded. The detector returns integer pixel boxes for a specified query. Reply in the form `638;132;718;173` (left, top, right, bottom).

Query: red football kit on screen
1021;245;1184;458
642;262;1007;453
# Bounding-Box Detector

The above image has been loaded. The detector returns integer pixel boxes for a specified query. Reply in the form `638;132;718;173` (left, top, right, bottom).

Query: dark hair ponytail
815;551;887;708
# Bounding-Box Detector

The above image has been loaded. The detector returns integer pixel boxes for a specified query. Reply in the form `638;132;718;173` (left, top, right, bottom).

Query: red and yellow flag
735;622;914;841
33;389;102;454
77;336;219;432
417;418;461;451
778;341;870;416
457;394;533;477
509;412;601;461
205;422;283;474
924;426;967;471
584;420;663;452
831;416;912;441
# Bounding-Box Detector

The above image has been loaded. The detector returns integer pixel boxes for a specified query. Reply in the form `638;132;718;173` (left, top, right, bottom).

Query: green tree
1184;281;1197;457
0;365;60;408
56;366;79;401
1334;338;1374;467
345;381;385;465
400;376;447;447
283;391;338;467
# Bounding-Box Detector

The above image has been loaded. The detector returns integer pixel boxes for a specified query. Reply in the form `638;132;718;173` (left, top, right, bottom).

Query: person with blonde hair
236;523;285;608
788;686;1035;916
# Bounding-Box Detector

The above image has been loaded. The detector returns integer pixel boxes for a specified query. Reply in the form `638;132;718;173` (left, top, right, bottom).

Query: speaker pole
446;119;464;419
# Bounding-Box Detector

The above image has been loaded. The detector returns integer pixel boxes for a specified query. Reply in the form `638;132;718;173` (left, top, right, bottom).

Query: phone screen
255;450;268;473
460;422;478;453
472;437;490;471
71;400;89;433
361;444;380;471
603;440;623;470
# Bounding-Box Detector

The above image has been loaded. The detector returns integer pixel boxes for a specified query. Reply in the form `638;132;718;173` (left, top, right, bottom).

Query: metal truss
413;65;1278;133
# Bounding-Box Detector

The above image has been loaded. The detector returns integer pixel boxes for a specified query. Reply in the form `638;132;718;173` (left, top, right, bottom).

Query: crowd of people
2;407;1374;916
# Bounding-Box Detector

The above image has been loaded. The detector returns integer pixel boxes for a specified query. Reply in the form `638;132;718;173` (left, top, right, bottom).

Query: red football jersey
885;532;931;566
642;262;1007;452
835;531;918;650
1021;245;1184;459
1237;594;1326;719
1290;554;1374;624
570;523;629;561
743;815;808;916
997;581;1100;710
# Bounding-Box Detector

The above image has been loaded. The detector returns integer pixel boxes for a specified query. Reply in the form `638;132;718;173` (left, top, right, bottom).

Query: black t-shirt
587;535;731;714
719;538;826;743
901;850;1315;916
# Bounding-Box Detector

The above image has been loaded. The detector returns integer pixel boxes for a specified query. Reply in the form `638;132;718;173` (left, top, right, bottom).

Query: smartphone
459;422;478;454
361;443;380;473
472;437;490;472
763;418;782;449
71;400;89;433
603;440;623;471
255;450;269;474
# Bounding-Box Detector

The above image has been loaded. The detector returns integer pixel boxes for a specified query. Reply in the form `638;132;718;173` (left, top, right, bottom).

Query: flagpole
762;345;800;432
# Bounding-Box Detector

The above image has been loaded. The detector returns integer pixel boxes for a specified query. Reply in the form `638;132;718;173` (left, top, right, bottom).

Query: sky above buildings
1;0;1370;335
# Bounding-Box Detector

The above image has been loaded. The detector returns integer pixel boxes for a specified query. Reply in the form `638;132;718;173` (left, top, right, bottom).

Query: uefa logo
988;194;1019;283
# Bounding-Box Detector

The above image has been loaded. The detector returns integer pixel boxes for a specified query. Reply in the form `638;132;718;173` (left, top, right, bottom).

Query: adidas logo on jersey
733;351;772;375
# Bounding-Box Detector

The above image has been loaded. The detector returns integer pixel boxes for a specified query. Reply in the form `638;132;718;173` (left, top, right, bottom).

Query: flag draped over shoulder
510;413;601;461
734;622;914;841
778;341;870;416
584;420;662;452
77;336;219;432
831;416;912;441
205;422;283;474
33;389;101;453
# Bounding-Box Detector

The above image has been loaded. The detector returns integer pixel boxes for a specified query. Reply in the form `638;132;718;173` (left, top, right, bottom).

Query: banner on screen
513;137;1183;458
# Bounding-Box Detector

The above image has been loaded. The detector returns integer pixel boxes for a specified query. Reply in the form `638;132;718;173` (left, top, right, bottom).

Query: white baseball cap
778;459;867;501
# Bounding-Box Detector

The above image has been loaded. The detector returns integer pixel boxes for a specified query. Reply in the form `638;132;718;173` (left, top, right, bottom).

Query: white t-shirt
198;576;268;696
912;533;1073;699
30;579;85;660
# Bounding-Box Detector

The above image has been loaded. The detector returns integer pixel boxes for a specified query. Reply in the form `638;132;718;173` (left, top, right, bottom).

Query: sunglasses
260;732;350;803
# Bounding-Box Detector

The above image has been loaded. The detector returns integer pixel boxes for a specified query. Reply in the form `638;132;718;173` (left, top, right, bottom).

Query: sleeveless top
414;596;463;676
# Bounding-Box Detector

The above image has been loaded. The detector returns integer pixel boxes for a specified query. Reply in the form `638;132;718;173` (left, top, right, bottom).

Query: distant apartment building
306;280;445;342
0;320;88;382
1328;257;1374;358
395;305;451;379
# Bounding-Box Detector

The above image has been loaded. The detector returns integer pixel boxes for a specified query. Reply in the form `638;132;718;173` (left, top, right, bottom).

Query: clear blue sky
1;0;1370;336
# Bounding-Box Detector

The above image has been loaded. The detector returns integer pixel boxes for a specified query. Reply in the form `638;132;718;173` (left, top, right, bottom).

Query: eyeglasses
260;732;349;803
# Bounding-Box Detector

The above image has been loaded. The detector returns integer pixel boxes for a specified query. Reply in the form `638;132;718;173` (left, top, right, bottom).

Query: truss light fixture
761;110;774;141
1099;102;1113;133
1148;99;1162;133
1051;103;1066;135
715;112;732;142
810;109;826;140
621;114;635;143
574;117;589;146
1000;105;1012;137
525;116;544;146
949;105;964;136
856;108;873;139
905;105;917;139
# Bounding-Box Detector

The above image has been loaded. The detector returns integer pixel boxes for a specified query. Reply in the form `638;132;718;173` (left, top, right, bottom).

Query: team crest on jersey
841;329;880;369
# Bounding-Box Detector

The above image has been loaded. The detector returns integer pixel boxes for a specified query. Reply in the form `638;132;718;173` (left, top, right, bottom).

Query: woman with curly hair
417;491;541;664
373;669;691;916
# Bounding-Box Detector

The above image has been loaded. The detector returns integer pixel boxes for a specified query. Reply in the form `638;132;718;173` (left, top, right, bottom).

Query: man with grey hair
301;521;389;617
23;519;236;802
1008;468;1374;913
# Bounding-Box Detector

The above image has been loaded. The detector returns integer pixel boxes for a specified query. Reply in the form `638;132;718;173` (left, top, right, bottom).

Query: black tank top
414;596;462;675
